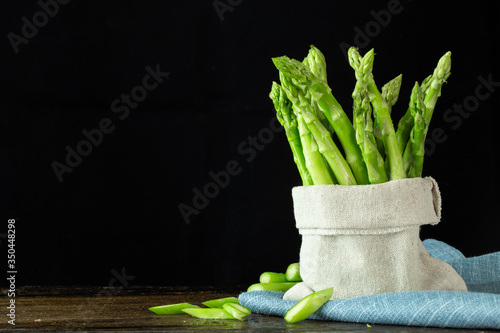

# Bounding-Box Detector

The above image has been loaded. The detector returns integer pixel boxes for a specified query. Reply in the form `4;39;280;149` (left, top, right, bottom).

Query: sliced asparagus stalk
222;302;251;321
284;287;334;323
181;308;236;320
285;263;302;282
260;272;287;284
247;282;298;292
202;297;240;308
148;302;200;315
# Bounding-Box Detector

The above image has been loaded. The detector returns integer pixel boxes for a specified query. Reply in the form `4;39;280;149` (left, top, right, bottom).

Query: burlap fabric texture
284;177;467;300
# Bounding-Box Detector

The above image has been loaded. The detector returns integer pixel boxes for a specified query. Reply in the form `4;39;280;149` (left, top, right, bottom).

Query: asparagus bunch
270;45;451;185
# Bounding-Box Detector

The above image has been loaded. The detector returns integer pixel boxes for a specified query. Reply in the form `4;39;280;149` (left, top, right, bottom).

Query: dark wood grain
1;286;496;332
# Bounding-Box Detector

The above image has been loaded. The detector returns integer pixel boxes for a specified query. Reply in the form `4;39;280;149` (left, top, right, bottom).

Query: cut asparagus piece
260;272;287;284
247;282;298;292
149;302;200;315
285;263;302;282
222;302;251;321
202;297;240;308
284;287;334;323
182;308;236;320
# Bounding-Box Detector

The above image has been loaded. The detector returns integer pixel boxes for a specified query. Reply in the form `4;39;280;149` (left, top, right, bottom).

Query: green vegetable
150;297;250;322
348;48;405;181
182;308;236;320
352;76;388;184
202;297;240;308
247;282;298;292
222;302;251;321
395;74;432;154
297;112;335;185
302;45;336;133
284;287;334;323
273;55;368;185
148;302;200;315
270;82;313;185
285;263;302;282
260;272;287;284
407;82;428;177
405;52;452;178
302;44;328;83
270;45;451;185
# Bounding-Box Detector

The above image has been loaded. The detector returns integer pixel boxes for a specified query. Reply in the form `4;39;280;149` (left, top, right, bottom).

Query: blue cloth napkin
239;239;500;329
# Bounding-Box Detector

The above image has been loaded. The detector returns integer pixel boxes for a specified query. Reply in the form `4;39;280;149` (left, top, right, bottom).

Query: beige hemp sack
284;177;467;300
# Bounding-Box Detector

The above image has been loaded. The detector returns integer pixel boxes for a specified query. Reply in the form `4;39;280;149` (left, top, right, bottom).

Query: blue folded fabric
239;239;500;330
424;239;500;294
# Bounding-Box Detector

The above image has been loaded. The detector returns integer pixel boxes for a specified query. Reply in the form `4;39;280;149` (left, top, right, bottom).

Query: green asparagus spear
376;74;403;157
348;47;406;180
396;52;451;156
284;287;334;323
352;80;388;184
382;74;403;107
302;46;334;133
297;113;334;185
407;82;428;177
294;93;358;185
410;51;451;177
260;272;287;284
423;51;451;120
303;45;328;83
395;75;432;153
401;52;451;177
270;81;313;185
278;69;356;185
271;46;451;185
149;302;200;315
272;55;369;185
402;139;413;175
285;263;302;282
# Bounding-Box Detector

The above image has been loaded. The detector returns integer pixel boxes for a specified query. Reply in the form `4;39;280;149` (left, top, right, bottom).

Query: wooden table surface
1;286;497;332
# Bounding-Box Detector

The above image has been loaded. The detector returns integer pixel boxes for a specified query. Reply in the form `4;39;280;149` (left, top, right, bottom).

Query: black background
1;0;499;288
